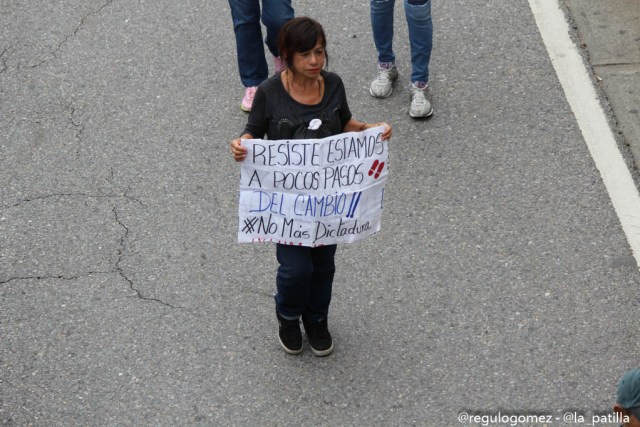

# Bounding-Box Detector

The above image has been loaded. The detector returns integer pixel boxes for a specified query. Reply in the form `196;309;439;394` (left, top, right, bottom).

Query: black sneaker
276;311;303;355
302;317;334;357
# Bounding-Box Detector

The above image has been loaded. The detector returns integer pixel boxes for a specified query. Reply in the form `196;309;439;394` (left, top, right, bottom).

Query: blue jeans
274;244;337;322
228;0;294;87
370;0;433;84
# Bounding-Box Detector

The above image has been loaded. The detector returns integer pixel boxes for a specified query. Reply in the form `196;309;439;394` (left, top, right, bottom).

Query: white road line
529;0;640;269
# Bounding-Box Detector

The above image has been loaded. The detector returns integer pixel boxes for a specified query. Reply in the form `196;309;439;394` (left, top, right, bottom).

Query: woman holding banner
230;17;392;356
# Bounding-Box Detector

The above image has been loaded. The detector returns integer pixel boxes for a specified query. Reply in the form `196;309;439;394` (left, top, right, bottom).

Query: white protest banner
237;126;388;247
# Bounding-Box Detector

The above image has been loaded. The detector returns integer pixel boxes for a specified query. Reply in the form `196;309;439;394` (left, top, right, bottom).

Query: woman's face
290;38;325;79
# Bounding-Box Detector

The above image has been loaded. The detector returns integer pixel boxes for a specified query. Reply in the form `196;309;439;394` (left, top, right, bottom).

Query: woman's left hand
345;119;392;140
378;122;392;141
369;122;392;140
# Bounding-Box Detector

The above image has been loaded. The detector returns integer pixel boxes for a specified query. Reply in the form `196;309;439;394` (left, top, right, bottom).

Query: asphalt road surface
1;0;639;425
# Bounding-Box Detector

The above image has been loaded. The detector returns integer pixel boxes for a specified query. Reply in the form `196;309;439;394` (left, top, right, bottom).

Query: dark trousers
227;0;294;87
274;244;337;322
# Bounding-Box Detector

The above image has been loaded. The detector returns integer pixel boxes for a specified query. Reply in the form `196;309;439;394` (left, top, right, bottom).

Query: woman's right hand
230;137;248;162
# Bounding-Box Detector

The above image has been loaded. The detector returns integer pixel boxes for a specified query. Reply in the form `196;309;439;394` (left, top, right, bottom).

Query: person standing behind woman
230;17;392;356
614;368;640;427
228;0;294;112
369;0;434;118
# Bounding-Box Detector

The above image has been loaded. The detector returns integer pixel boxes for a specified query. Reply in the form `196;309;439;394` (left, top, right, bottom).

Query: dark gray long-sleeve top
242;70;352;141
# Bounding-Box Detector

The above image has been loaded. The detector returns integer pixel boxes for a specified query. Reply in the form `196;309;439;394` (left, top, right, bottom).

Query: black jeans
274;243;337;322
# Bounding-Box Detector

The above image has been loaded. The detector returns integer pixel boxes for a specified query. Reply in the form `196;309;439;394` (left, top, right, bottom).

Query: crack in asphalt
242;288;273;299
2;168;145;209
112;206;190;312
106;168;145;207
2;192;141;210
29;0;116;69
67;105;85;158
0;47;8;73
1;189;190;313
0;271;113;285
1;208;191;313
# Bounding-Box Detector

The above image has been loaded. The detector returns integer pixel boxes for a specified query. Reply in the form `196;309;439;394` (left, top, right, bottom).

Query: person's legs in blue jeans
404;0;432;85
274;244;336;320
229;0;293;111
370;0;396;65
261;0;294;60
228;0;267;88
304;245;337;323
405;0;433;117
274;244;337;356
275;244;312;319
370;0;400;98
228;0;293;87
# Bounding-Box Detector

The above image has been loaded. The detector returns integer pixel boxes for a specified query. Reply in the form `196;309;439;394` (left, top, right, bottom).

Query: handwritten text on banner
238;126;389;246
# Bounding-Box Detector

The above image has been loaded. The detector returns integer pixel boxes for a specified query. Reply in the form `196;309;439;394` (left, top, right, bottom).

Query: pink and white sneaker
240;86;257;112
274;56;286;74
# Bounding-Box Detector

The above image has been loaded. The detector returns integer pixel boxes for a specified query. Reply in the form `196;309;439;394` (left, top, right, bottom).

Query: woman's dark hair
278;17;328;70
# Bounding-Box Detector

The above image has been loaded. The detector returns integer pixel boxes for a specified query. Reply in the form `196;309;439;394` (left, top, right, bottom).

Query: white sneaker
409;82;433;118
369;64;398;98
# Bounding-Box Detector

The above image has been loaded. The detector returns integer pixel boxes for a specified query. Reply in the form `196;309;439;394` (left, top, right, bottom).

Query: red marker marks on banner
369;160;385;179
368;160;379;176
374;161;385;179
